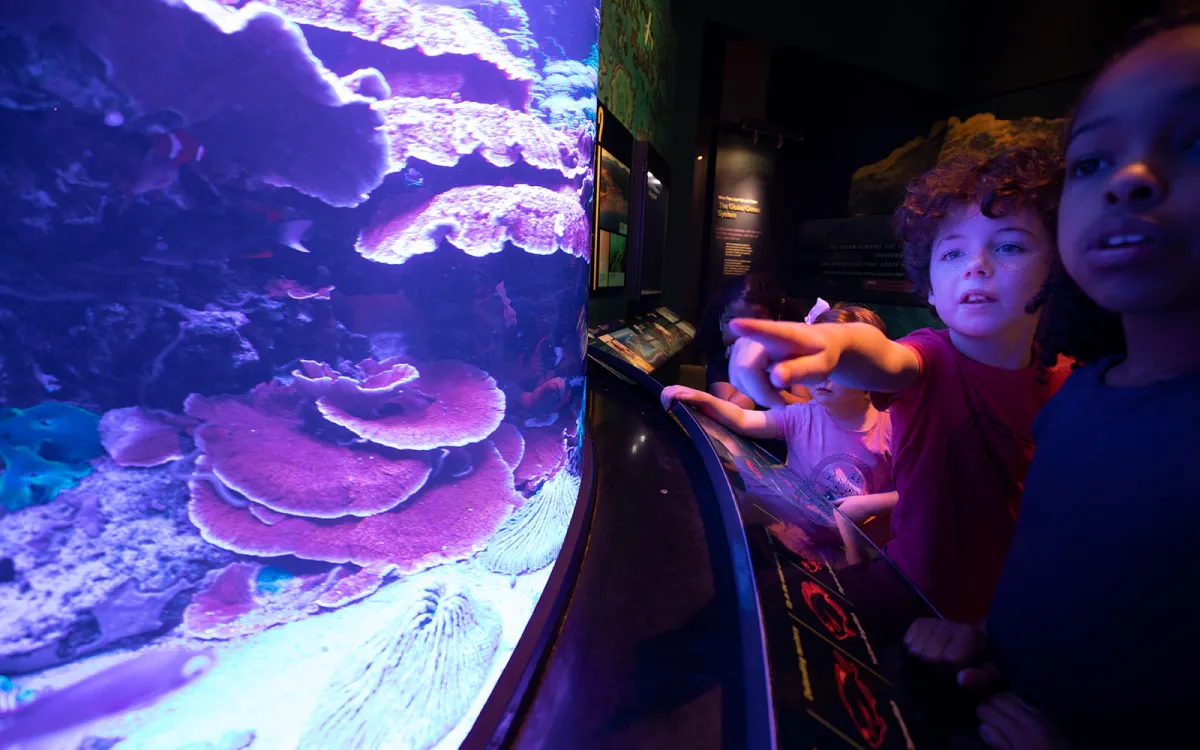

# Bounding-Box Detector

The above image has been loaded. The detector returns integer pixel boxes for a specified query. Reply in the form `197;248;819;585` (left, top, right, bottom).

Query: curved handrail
586;348;777;750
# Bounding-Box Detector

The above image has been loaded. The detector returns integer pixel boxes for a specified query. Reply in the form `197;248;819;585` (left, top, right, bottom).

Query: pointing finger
728;318;824;359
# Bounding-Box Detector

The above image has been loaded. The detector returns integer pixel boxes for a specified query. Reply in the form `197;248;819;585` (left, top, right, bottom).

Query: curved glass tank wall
0;0;599;746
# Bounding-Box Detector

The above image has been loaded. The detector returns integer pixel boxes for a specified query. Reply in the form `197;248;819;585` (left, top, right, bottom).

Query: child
729;148;1073;623
907;12;1200;749
663;304;898;529
696;274;808;408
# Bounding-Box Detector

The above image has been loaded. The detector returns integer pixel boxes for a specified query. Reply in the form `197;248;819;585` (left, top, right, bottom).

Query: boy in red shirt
730;149;1071;622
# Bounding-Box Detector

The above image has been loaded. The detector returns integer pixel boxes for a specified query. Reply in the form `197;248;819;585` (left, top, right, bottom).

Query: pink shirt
767;402;894;503
871;328;1071;622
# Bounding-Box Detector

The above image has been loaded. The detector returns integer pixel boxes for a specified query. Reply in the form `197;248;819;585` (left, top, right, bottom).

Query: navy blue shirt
987;358;1200;747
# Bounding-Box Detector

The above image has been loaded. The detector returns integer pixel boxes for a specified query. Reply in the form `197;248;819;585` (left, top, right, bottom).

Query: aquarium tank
0;0;599;747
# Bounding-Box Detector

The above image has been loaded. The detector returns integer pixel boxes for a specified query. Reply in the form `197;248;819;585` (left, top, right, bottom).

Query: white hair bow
804;298;831;325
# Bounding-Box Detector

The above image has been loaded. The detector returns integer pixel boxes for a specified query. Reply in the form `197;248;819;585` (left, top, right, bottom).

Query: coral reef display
0;0;597;745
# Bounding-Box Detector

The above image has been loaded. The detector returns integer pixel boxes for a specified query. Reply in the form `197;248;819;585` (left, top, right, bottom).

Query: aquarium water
0;0;599;747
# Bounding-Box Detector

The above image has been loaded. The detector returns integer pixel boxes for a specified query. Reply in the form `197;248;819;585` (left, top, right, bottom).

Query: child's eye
995;243;1024;254
1068;156;1110;177
939;249;962;261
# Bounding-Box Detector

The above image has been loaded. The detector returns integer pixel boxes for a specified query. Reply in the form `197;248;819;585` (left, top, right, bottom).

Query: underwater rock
186;384;433;519
315;359;506;451
482;468;580;575
188;443;520;574
0;646;214;747
513;425;567;487
378;96;589;179
356;184;590;265
0;459;232;671
299;582;502;750
183;561;377;640
1;0;389;207
98;406;190;468
489;422;525;470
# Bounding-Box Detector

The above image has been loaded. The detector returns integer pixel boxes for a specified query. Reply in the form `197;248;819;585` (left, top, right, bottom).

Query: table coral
189;442;519;574
186;386;433;519
356;184;590;266
313;359;506;451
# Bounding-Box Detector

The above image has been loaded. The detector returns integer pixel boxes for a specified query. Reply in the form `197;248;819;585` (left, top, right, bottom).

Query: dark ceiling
681;0;1163;98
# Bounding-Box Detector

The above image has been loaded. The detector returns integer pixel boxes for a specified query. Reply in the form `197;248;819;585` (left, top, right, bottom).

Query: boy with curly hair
730;148;1073;621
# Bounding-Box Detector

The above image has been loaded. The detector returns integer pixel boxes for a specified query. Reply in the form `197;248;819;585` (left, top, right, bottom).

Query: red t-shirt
871;328;1071;622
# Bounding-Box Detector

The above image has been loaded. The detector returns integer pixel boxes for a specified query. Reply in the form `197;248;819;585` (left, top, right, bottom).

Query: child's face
721;299;768;345
810;378;869;413
926;203;1053;340
1058;26;1200;315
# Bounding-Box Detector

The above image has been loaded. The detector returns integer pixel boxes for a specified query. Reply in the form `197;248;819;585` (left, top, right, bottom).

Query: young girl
907;12;1200;749
695;274;808;408
664;304;897;530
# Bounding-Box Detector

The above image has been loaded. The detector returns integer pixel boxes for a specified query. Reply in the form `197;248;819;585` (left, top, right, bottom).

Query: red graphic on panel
833;651;887;748
799;558;823;573
800;581;856;641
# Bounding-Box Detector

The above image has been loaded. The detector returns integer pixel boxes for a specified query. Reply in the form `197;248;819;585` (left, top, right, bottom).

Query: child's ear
927;289;937;308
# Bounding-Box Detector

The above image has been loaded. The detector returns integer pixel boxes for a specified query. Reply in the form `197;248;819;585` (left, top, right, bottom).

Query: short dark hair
892;147;1063;308
813;303;888;337
1037;10;1200;366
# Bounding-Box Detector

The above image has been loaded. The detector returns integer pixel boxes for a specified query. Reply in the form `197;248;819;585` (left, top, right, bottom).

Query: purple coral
356;184;590;265
514;425;568;487
291;357;421;417
379;97;588;179
314;359;506;450
1;0;389;207
182;561;387;639
185;385;433;519
98;406;191;468
188;442;520;573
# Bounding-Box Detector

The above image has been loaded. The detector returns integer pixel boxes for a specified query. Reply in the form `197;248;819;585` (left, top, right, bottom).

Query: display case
0;0;600;747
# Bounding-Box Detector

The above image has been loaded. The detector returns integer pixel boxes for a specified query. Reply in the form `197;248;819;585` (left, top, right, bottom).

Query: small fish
401;167;424;187
495;282;517;327
141;206;312;267
153;130;205;165
0;646;214;747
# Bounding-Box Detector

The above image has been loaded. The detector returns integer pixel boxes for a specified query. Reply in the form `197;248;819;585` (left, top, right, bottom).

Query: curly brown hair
892;147;1064;311
813;303;888;337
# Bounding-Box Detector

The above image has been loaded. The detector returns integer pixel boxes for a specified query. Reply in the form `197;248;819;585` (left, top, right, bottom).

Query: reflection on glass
0;0;599;746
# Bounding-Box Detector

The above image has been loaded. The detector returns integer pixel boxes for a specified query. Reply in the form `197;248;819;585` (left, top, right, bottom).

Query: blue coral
0;402;102;512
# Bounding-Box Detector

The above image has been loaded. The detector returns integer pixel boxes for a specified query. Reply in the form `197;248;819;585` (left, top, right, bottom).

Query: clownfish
152;129;205;165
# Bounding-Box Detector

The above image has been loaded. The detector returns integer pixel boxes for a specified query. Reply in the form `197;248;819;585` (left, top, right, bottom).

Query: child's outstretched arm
660;385;777;439
729;320;921;394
